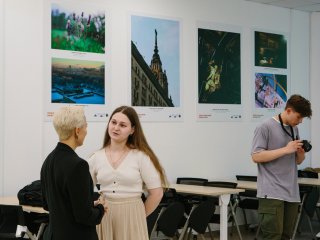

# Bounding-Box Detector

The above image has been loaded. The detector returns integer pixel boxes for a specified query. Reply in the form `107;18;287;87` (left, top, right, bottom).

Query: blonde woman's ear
75;128;80;139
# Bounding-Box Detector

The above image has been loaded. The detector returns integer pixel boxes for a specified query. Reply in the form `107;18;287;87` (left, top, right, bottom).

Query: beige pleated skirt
97;196;149;240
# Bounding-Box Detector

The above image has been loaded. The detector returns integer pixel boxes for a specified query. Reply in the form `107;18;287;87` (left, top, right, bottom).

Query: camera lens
302;140;312;152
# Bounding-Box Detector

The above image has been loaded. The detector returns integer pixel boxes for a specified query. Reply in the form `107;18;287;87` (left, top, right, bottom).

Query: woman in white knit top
88;106;167;240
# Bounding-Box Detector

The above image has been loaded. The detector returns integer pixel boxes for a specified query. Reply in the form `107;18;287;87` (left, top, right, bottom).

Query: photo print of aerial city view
51;3;105;54
131;15;180;108
198;28;241;104
51;58;105;104
255;72;287;109
255;31;287;69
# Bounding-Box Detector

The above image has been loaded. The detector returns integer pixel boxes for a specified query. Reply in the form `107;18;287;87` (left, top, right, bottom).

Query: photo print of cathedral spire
131;15;180;109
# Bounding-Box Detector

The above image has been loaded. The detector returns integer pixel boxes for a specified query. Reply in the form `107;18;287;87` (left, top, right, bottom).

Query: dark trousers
258;198;299;240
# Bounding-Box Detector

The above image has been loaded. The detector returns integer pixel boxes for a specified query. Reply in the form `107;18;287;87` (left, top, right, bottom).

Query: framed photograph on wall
196;22;243;122
252;29;290;121
255;31;287;69
51;58;105;105
130;14;182;122
254;72;287;109
44;1;110;121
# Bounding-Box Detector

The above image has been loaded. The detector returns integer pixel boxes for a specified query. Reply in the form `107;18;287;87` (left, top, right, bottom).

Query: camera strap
278;114;296;141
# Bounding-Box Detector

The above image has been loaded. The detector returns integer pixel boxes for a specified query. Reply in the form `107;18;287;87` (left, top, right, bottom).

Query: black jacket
40;142;104;240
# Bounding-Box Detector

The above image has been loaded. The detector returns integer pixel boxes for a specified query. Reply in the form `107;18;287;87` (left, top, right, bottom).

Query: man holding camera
252;94;312;240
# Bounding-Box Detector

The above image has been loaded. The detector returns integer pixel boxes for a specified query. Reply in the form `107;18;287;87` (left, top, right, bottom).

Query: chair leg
241;208;249;229
149;207;166;238
316;207;320;222
26;230;36;240
254;222;261;240
230;205;242;240
233;218;243;240
186;228;192;240
179;205;197;240
199;234;206;240
292;193;307;240
35;223;47;240
306;214;315;237
207;224;215;240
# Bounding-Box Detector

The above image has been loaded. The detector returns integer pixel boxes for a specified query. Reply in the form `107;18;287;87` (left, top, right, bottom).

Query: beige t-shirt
88;148;161;198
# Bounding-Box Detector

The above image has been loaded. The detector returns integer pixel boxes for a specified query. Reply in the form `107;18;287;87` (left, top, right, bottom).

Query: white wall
0;0;4;196
1;0;313;196
3;0;44;195
310;12;320;168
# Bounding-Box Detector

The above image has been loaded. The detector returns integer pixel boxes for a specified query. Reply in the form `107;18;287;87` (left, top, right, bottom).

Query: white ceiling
244;0;320;12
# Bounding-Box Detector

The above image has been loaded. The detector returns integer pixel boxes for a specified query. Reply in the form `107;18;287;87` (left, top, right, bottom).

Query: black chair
235;175;259;230
298;170;319;179
148;207;162;238
176;177;209;214
179;198;215;240
148;188;185;239
236;175;257;182
291;170;319;239
23;212;48;240
0;204;30;239
147;188;180;237
176;177;208;186
150;201;185;239
205;181;242;240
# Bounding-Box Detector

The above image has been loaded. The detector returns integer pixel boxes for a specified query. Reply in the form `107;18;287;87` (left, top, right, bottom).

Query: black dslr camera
301;140;312;152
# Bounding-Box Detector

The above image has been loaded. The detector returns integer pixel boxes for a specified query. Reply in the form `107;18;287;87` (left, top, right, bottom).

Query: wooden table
237;178;320;190
0;196;48;240
0;196;47;213
236;180;257;190
298;177;320;186
170;183;244;240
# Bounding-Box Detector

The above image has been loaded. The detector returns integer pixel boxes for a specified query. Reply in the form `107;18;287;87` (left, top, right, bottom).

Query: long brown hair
103;106;167;187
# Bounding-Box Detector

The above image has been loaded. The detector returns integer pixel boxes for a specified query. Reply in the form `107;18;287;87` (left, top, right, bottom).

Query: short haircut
53;106;86;141
285;94;312;118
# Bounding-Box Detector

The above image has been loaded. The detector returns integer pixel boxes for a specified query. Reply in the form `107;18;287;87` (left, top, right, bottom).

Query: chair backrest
160;188;180;205
298;170;318;179
157;202;185;237
176;177;208;186
235;176;259;209
236;175;258;198
236;175;257;182
0;205;26;238
205;181;237;189
187;199;215;234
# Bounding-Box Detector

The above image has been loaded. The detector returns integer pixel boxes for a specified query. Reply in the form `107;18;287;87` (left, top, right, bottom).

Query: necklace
106;147;128;168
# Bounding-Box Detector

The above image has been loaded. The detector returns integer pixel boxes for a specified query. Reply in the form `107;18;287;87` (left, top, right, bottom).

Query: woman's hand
94;193;108;213
144;187;163;217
